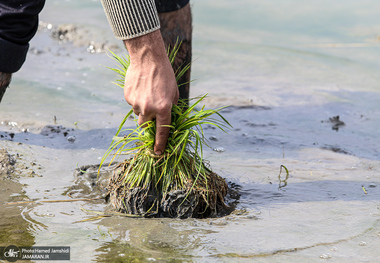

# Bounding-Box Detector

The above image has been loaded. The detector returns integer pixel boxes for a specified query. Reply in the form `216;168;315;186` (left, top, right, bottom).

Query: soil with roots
105;160;231;219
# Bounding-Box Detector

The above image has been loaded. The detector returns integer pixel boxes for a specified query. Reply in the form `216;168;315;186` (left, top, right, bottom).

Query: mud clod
40;125;74;138
106;160;230;219
322;115;345;131
0;149;16;179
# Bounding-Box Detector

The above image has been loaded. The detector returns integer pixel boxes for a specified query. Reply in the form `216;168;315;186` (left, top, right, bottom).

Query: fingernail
155;150;162;155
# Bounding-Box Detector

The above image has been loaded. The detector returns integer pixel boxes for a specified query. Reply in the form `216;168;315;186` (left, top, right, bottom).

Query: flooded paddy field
1;0;380;262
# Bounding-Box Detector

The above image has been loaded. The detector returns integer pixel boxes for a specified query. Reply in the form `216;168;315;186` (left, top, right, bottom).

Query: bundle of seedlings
101;44;232;218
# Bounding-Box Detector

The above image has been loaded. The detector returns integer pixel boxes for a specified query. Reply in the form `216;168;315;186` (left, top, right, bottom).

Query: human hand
123;30;179;155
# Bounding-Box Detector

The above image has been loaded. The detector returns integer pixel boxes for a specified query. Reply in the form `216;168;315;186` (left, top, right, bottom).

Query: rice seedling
101;43;232;218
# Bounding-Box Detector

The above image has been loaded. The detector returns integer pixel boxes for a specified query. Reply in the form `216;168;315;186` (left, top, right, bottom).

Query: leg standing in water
0;72;11;103
156;1;192;103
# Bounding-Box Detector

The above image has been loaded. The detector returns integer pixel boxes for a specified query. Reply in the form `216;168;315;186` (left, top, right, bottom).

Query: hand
123;30;179;155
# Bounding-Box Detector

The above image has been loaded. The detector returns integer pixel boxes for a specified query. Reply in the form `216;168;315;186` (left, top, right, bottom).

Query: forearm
123;30;167;64
0;0;46;73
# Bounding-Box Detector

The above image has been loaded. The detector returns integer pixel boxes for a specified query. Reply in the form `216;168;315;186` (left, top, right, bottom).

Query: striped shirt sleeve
101;0;160;40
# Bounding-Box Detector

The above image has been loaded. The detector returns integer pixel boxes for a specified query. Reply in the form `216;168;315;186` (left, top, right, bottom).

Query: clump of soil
68;163;119;199
106;160;229;219
40;125;73;137
0;149;16;179
322;115;345;131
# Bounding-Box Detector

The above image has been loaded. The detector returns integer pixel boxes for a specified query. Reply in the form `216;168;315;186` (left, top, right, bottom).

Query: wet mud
2;102;380;262
321;115;346;131
0;149;36;247
0;149;16;179
68;163;114;200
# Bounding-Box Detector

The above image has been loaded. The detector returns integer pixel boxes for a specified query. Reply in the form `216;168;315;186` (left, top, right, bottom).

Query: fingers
132;104;143;119
137;113;150;127
136;109;171;155
137;111;170;155
153;110;171;155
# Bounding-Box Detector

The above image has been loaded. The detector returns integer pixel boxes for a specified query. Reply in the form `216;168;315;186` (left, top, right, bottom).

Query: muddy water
1;0;380;262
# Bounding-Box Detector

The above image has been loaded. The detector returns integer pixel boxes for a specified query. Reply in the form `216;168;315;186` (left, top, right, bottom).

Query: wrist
123;30;168;64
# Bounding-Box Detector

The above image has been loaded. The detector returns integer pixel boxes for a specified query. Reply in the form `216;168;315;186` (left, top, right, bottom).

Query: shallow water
1;0;380;262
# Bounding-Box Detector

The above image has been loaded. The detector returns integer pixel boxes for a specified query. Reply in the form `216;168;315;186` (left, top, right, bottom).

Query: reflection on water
1;0;380;262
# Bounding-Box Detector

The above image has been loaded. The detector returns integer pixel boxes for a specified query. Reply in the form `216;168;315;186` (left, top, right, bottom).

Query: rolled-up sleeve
0;0;45;73
100;0;160;40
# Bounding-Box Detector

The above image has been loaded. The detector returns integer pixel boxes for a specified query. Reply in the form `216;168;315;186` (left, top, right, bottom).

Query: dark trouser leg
0;72;12;103
158;3;192;103
0;0;45;103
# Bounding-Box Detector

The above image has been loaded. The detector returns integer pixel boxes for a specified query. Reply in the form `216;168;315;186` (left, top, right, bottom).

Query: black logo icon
3;245;21;262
